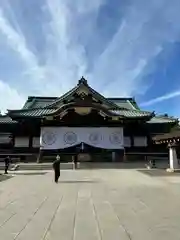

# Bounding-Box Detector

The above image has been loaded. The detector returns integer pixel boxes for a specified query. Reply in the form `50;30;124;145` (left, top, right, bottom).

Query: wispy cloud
0;80;25;113
91;0;180;97
140;90;180;107
0;0;180;113
0;8;44;77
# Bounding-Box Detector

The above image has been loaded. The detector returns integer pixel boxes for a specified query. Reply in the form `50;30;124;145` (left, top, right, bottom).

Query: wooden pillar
123;148;127;162
112;151;116;162
146;136;152;163
130;135;134;148
29;136;33;148
37;148;43;163
11;135;15;148
167;143;179;172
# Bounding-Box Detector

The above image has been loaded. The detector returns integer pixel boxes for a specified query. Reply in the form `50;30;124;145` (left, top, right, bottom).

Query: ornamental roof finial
78;76;88;85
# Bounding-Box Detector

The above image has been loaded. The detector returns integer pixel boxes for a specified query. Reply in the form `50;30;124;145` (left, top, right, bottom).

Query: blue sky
0;0;180;117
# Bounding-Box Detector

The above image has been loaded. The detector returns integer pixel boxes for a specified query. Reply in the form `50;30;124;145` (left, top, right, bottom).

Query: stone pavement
0;169;180;240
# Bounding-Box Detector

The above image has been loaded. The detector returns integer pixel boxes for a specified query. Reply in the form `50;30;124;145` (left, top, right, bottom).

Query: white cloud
0;80;25;113
0;0;104;110
90;0;180;97
70;0;104;13
0;8;44;78
43;0;105;94
140;90;180;107
43;0;87;93
0;0;180;111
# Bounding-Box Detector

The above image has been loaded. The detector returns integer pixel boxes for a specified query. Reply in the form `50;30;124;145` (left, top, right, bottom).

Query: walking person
53;155;61;183
4;156;10;174
73;153;78;170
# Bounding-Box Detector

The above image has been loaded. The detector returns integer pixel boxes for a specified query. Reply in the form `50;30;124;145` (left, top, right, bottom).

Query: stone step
0;163;73;171
0;161;170;171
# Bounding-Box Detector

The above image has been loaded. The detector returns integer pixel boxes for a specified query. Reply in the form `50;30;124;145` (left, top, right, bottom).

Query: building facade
0;77;178;162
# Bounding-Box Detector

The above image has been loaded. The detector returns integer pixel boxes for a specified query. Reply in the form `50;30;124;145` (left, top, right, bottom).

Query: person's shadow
58;180;99;184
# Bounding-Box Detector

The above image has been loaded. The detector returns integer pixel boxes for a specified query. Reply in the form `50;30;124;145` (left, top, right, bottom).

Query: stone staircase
0;162;73;171
0;160;170;171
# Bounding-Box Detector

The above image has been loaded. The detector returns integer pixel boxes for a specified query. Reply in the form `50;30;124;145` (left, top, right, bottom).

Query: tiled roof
108;98;140;110
6;106;177;124
21;79;142;111
6;78;176;122
147;116;177;124
22;96;139;111
22;97;57;109
46;84;119;109
9;108;55;117
153;128;180;141
110;109;152;118
0;116;17;124
8;108;153;118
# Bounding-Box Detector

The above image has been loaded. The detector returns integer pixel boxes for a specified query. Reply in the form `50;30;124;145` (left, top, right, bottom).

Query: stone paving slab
0;169;180;239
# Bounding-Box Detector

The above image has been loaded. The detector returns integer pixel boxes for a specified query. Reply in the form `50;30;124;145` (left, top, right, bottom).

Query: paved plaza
0;169;180;240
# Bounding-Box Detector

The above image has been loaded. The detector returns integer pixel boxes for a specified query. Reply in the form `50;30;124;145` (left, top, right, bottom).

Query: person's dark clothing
53;159;60;183
54;169;60;182
4;156;10;174
152;159;156;168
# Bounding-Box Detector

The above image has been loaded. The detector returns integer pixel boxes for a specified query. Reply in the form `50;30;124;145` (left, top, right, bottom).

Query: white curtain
134;136;147;147
0;134;11;143
124;137;131;147
40;127;124;150
15;137;29;147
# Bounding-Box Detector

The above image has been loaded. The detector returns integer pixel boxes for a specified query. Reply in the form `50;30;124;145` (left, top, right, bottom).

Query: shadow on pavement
12;172;48;176
138;169;180;177
0;174;13;182
59;180;99;184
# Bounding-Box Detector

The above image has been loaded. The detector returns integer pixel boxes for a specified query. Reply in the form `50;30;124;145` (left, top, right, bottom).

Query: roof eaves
147;116;178;124
153;129;180;141
7;108;55;117
107;97;134;101
110;109;153;118
0;116;17;124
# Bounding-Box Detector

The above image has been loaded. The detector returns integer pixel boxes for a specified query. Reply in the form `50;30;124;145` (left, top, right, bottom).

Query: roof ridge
107;97;134;100
155;114;177;119
28;96;58;100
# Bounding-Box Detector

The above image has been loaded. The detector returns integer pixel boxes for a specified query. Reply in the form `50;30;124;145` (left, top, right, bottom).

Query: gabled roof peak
78;76;88;85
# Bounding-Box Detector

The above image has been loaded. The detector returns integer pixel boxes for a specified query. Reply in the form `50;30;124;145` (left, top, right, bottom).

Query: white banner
40;127;124;150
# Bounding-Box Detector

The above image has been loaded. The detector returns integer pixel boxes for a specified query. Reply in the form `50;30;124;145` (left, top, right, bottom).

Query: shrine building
0;77;178;162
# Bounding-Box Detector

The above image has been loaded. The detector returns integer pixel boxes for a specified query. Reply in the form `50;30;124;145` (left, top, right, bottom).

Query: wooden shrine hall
0;77;178;162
